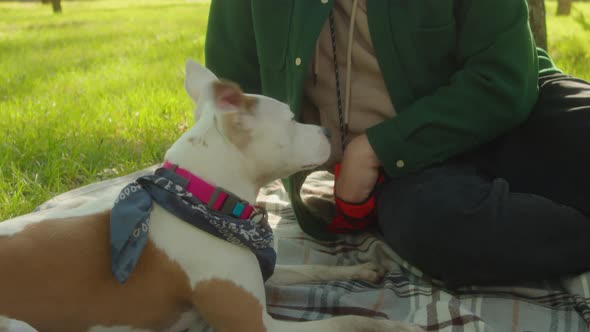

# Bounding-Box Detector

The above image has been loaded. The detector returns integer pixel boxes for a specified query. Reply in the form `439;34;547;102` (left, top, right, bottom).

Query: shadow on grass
0;29;196;99
0;26;133;53
23;20;89;31
89;1;206;14
0;36;125;98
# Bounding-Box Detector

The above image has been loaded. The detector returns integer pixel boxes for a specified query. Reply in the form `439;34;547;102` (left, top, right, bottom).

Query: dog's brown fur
193;279;266;332
213;80;259;151
0;211;191;332
212;80;258;113
0;211;271;332
220;112;251;150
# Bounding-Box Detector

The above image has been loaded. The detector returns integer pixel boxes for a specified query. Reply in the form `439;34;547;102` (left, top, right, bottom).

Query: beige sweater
302;0;396;167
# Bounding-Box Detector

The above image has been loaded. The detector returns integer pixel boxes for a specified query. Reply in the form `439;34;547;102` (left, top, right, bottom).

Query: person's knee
377;170;509;281
377;181;466;253
377;168;503;237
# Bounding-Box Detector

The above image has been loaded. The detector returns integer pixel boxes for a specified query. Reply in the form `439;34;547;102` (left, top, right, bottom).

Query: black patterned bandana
110;167;276;283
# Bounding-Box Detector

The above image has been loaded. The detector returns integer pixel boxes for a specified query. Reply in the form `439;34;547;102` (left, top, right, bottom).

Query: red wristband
327;163;384;233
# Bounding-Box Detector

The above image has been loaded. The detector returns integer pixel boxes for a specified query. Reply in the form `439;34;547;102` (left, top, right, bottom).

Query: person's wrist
353;134;380;168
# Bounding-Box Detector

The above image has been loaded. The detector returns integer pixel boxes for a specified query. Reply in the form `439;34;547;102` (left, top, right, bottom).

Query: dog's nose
321;127;332;139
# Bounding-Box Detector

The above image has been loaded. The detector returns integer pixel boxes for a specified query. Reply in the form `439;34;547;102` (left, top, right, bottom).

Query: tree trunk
51;0;62;13
557;0;572;16
42;0;62;13
527;0;548;50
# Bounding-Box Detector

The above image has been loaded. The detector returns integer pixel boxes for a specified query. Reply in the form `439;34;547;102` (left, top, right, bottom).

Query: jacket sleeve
366;0;539;177
205;0;262;94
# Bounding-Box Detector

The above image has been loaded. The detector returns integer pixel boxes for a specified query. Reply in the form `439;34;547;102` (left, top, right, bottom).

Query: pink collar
162;161;255;220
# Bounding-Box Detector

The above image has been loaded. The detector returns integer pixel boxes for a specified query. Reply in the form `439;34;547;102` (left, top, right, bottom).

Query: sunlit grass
546;0;590;79
0;0;209;219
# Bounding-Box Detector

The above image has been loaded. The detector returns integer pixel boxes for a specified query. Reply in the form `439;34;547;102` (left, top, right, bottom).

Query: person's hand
334;134;380;203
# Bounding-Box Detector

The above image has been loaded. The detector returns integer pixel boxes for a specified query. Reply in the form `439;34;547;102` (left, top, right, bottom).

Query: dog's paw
350;262;388;283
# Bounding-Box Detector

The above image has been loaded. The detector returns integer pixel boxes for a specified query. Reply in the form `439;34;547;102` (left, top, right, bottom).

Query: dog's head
181;59;331;185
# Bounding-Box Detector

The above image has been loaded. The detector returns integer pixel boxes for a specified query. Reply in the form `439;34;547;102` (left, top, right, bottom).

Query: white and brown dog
0;60;424;332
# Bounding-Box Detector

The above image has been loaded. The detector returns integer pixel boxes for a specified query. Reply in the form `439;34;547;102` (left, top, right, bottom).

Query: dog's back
0;211;192;332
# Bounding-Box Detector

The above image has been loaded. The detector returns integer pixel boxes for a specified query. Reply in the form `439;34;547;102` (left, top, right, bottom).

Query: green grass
1;0;589;221
546;0;590;79
0;0;209;219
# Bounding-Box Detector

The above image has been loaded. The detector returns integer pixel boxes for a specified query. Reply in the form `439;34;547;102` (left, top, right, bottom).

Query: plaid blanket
22;167;590;331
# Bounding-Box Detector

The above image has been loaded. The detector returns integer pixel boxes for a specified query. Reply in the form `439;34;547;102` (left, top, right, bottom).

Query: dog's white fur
0;60;423;332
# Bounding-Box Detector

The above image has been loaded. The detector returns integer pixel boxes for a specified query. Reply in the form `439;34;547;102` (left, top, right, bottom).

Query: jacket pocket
252;0;293;70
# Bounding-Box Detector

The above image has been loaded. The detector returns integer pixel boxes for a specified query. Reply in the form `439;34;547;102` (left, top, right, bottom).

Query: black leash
328;9;348;154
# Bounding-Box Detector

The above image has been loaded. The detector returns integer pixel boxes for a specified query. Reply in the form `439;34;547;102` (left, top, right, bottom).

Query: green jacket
205;0;561;240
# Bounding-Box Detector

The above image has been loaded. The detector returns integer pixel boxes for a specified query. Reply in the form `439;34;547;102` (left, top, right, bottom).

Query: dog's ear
212;80;257;113
212;81;256;150
212;80;244;111
184;59;218;104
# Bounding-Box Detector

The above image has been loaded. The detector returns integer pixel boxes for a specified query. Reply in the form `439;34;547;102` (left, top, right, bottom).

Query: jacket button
295;57;302;66
396;160;405;168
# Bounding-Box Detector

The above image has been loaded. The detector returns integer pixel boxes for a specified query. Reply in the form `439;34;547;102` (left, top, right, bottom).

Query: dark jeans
376;73;590;288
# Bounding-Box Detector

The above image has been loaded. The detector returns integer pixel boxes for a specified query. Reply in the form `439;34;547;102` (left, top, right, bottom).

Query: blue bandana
109;167;276;283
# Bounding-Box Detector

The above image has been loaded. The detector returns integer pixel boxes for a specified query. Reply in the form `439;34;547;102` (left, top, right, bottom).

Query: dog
0;60;424;332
